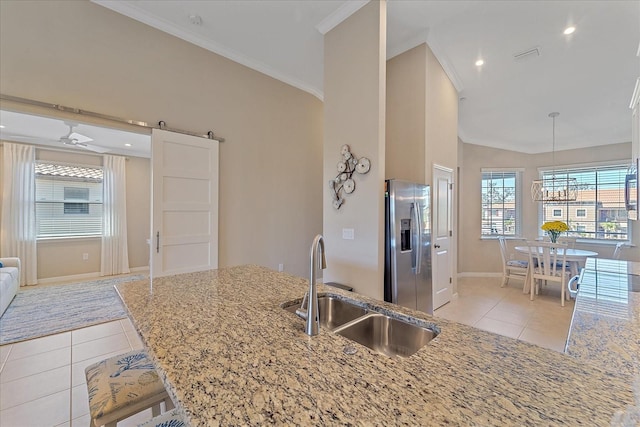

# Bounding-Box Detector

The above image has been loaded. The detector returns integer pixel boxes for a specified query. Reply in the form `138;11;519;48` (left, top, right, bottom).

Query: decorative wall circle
329;145;371;209
356;158;371;174
343;179;355;194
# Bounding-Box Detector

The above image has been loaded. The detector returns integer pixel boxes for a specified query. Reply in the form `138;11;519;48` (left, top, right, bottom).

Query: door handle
156;231;160;253
410;203;417;271
434;244;441;249
414;202;422;275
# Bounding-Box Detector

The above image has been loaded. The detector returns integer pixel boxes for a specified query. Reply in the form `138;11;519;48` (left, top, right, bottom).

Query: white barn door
151;129;219;278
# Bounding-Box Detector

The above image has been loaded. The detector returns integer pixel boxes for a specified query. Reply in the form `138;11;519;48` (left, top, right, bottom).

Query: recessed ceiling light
124;143;132;147
563;26;576;35
0;125;5;129
475;59;484;67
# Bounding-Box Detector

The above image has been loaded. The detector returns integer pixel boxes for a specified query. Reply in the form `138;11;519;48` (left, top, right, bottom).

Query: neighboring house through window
35;162;103;238
481;169;522;236
539;163;630;241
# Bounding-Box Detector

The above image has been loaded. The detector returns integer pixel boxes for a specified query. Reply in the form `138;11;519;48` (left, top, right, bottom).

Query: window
540;164;629;241
481;170;521;236
63;187;90;214
35;162;103;238
553;209;562;217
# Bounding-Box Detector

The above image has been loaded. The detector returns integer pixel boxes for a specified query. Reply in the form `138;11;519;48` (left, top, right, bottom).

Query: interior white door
432;165;453;309
151;129;219;278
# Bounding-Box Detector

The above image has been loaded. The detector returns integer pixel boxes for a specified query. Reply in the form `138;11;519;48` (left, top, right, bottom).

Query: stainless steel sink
333;313;438;357
283;296;368;331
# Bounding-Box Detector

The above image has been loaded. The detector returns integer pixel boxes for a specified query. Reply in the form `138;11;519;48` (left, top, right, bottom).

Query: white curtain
1;143;37;286
101;155;130;276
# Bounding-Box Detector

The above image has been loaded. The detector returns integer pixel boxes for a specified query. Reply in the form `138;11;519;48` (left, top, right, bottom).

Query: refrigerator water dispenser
400;219;411;252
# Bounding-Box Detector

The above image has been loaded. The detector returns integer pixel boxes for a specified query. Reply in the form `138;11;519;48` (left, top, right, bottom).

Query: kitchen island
116;265;638;426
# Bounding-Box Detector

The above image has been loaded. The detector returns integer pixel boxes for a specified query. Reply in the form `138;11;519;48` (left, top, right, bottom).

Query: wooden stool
137;409;188;427
85;350;174;427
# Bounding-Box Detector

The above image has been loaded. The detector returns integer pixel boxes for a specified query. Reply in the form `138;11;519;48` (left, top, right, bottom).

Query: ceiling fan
0;120;110;154
57;122;109;153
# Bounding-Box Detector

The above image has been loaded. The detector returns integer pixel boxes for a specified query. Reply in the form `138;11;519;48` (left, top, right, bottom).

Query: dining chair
557;236;577;249
498;237;529;289
612;242;629;260
524;241;571;307
541;235;577;249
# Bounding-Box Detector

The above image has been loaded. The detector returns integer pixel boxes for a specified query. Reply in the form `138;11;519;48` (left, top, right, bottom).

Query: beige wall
386;44;426;183
0;0;323;279
459;141;636;274
323;1;386;299
425;45;459;177
125;156;150;269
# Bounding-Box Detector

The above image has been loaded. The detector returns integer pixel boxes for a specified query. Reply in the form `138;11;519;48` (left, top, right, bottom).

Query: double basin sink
283;295;438;357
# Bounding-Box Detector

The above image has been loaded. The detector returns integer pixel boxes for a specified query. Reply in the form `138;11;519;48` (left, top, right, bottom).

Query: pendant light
531;112;579;202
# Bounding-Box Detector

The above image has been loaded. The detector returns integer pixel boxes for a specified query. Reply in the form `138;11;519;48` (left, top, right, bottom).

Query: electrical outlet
82;253;89;261
342;228;355;240
278;263;284;272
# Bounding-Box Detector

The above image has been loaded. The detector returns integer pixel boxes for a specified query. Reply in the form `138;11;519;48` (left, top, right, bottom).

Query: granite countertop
565;258;640;423
116;265;638;426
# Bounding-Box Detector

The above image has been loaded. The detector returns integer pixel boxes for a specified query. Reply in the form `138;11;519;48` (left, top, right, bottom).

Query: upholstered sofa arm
0;257;21;270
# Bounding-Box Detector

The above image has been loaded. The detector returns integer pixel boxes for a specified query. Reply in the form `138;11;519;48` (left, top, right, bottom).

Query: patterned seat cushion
507;260;528;268
137;409;187;427
85;350;166;419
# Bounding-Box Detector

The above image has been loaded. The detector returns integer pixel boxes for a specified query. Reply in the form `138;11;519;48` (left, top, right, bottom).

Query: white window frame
536;160;632;243
35;161;104;239
480;168;523;238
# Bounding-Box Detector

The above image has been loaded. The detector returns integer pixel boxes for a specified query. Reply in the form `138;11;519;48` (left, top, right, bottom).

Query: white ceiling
91;0;640;154
0;110;151;158
2;1;638;156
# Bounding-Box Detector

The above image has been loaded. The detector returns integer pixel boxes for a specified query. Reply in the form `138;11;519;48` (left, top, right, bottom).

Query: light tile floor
0;318;153;427
0;275;573;426
435;276;574;353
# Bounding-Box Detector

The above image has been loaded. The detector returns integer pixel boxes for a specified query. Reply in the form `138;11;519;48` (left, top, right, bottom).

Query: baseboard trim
457;272;502;278
37;272;101;285
37;266;149;285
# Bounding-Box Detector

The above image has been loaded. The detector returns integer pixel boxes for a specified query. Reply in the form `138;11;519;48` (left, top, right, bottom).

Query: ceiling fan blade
68;132;93;143
78;143;110;154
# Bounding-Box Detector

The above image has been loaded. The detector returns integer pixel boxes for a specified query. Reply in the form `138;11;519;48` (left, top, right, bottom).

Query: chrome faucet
296;234;326;336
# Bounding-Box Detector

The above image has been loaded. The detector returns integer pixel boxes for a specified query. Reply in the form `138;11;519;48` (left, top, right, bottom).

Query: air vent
513;47;541;61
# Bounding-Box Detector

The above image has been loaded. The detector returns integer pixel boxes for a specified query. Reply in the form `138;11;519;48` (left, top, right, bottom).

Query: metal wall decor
329;144;371;209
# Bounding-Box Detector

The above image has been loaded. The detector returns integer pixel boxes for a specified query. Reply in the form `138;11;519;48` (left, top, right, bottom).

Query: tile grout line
0;345;14;373
69;327;74;426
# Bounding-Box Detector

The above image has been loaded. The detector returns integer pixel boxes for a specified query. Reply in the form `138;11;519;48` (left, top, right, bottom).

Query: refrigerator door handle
413;201;421;275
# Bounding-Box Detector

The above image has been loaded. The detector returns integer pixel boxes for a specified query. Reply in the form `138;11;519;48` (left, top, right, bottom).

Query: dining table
514;245;599;294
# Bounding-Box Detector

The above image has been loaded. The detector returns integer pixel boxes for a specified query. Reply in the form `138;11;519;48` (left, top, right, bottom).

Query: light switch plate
342;228;355;240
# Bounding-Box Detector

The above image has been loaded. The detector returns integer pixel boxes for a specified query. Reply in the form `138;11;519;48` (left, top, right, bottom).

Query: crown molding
92;0;324;100
315;0;369;35
425;32;463;93
386;29;430;60
630;77;640;109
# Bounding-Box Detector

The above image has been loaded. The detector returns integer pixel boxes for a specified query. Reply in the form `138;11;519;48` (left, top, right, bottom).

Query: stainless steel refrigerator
384;179;433;314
